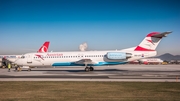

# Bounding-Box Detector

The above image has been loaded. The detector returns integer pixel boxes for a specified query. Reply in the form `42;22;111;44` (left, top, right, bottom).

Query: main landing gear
85;66;94;72
28;68;31;71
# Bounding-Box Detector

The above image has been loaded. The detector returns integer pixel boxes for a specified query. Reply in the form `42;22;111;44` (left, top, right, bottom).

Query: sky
0;0;180;55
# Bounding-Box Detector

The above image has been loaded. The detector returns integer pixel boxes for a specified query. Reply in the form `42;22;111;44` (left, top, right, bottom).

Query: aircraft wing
152;31;172;38
75;59;96;64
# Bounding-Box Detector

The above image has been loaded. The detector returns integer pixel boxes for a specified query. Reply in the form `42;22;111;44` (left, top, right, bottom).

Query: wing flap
75;59;94;64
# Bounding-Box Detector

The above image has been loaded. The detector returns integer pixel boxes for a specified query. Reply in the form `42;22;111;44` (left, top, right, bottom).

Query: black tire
15;67;17;71
85;67;90;72
28;68;31;71
90;66;94;71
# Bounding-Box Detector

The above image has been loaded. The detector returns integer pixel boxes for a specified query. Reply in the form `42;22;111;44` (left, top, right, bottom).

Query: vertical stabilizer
134;31;172;51
37;41;50;53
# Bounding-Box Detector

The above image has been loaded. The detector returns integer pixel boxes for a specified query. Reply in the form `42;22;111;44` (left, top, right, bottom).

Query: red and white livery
8;32;172;71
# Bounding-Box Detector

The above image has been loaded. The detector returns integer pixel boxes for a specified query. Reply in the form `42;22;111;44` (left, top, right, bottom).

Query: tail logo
37;41;49;53
40;46;48;53
146;39;154;45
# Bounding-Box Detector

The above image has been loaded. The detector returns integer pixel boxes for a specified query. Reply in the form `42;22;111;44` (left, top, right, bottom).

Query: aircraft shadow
19;69;128;72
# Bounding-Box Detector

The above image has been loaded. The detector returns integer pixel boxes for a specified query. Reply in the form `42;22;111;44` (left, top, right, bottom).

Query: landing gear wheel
17;67;21;71
90;66;94;71
28;68;31;71
85;67;90;72
15;67;17;71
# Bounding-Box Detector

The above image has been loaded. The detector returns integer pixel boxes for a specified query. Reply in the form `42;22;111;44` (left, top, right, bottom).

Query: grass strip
0;82;180;101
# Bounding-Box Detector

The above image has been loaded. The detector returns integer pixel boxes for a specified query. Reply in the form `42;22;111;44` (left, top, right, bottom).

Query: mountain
155;53;180;61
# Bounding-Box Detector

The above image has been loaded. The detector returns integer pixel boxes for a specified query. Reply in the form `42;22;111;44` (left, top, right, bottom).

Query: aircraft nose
6;58;14;62
7;58;19;65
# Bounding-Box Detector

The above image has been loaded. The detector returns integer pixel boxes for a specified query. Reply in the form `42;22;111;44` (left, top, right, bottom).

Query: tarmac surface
0;64;180;82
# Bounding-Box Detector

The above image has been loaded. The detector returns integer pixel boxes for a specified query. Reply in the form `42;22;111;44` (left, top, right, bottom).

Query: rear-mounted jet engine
106;52;132;60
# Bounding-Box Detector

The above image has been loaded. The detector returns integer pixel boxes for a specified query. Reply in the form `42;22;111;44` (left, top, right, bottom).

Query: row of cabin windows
33;55;105;59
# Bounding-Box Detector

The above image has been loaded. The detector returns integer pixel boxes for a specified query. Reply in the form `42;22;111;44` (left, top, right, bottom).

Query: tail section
37;41;50;53
134;31;172;51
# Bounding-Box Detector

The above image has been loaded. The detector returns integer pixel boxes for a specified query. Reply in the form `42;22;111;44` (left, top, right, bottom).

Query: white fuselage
13;50;157;67
6;31;171;69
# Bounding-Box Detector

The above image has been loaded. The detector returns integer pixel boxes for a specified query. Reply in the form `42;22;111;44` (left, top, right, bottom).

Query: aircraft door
27;55;32;63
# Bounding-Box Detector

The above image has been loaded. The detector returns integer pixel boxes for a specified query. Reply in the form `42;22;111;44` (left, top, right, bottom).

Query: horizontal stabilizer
151;31;172;38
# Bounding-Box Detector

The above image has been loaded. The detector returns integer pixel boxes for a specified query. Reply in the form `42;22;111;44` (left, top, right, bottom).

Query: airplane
0;41;50;69
139;58;163;65
8;31;172;72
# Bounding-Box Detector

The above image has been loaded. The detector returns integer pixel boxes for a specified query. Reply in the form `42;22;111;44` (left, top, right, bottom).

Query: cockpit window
21;56;25;58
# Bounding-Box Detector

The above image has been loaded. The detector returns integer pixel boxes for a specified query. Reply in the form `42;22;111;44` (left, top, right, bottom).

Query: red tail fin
37;41;50;53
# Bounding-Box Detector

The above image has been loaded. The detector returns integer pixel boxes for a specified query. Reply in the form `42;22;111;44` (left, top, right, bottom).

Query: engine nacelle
107;52;132;60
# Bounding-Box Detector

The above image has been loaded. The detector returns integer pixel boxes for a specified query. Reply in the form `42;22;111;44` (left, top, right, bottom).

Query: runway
0;64;180;82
